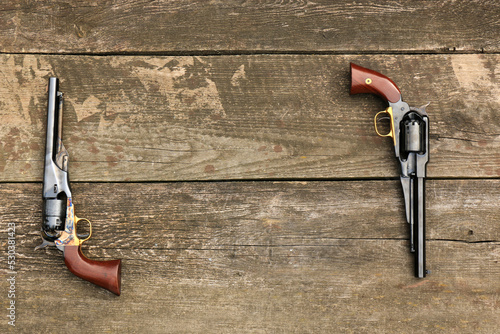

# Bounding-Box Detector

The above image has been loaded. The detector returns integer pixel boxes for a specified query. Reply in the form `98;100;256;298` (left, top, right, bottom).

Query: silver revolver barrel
38;77;72;249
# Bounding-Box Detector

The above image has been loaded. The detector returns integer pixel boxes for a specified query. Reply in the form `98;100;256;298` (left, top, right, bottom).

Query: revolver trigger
75;217;92;243
373;107;396;146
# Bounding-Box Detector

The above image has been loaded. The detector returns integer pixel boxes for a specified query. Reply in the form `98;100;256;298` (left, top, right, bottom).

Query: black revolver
36;77;121;294
350;63;429;278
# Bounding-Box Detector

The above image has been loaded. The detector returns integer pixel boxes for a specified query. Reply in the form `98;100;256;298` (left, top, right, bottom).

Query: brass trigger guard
374;107;396;145
74;216;92;243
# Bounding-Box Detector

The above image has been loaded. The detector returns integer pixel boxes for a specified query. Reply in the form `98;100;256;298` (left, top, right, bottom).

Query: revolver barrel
42;77;71;244
400;109;429;278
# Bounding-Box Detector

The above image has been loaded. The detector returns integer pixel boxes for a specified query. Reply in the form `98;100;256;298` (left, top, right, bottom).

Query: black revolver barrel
401;111;429;278
411;176;426;278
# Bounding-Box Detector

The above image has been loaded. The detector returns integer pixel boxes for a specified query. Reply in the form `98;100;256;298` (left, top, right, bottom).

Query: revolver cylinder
404;120;422;153
42;198;66;241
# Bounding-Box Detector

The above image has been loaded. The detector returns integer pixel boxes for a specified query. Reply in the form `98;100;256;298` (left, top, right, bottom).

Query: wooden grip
64;245;121;295
350;63;401;103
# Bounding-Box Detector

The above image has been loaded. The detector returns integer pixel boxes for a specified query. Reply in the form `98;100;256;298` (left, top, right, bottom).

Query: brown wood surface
0;1;499;333
1;54;498;181
1;181;499;333
0;1;498;53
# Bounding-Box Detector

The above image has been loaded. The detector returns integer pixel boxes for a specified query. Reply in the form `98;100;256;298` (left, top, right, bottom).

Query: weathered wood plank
3;242;500;333
1;180;499;333
2;180;498;244
1;54;498;181
0;1;498;53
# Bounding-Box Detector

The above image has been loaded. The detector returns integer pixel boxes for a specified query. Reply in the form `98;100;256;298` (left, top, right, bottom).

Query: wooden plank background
0;1;499;53
1;1;499;333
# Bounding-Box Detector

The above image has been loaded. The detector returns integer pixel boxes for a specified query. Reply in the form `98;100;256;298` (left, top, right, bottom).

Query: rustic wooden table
1;1;499;333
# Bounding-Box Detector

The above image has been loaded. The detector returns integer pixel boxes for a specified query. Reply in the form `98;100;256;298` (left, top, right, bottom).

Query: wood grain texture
0;0;498;53
0;181;499;333
1;54;499;181
0;1;498;332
